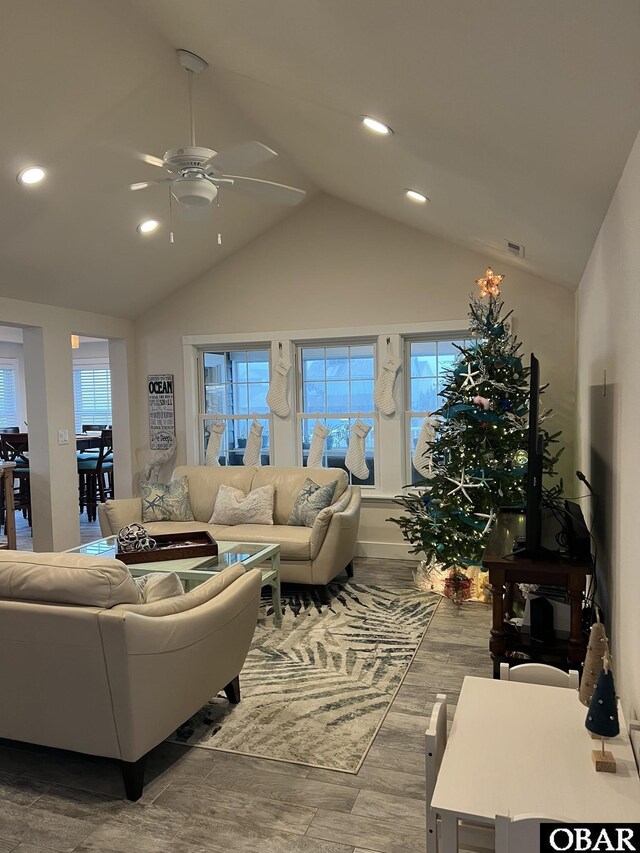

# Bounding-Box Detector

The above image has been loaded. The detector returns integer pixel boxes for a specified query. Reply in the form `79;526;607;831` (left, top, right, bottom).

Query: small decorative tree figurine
579;612;608;707
585;653;619;773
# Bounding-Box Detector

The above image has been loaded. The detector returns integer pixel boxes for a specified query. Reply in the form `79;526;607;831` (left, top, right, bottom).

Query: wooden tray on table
116;531;218;564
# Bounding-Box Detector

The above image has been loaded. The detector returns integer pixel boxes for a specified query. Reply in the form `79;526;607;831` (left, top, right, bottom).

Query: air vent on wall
505;239;525;259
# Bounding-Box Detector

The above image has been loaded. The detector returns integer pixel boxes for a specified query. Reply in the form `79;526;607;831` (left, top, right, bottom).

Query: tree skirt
169;581;439;773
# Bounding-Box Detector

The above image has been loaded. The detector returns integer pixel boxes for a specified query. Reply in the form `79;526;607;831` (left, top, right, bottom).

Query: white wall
135;194;577;554
577;128;640;722
0;299;135;550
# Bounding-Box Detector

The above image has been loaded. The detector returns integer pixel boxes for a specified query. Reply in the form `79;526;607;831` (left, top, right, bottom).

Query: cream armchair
0;551;261;800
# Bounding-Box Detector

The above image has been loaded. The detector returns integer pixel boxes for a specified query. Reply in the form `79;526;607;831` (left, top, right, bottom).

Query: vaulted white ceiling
2;0;640;318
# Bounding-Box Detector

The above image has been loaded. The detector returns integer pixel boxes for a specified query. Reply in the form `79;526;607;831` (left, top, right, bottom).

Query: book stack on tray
116;531;218;564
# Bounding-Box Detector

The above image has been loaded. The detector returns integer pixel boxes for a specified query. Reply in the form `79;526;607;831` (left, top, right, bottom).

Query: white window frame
197;346;273;466
404;332;471;483
0;358;20;429
72;357;112;435
295;339;378;487
183;319;468;499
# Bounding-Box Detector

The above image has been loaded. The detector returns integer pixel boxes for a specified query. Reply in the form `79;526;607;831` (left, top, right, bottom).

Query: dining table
430;676;640;852
75;433;102;451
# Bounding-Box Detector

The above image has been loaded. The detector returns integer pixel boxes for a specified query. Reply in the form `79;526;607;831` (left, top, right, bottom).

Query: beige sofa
0;550;261;800
99;466;361;597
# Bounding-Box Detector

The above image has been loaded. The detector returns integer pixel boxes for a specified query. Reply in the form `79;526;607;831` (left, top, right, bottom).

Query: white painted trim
355;540;416;560
183;318;468;348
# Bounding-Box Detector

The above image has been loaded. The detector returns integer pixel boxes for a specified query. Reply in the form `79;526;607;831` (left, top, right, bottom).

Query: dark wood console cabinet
482;509;591;676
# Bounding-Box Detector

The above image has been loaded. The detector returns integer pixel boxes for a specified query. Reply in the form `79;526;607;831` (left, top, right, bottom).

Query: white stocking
266;356;291;418
345;419;372;480
413;414;438;478
243;419;264;467
205;421;226;466
307;422;330;468
374;353;402;416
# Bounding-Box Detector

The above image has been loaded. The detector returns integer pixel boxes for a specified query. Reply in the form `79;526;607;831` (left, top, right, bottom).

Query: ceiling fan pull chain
187;69;196;147
169;187;175;244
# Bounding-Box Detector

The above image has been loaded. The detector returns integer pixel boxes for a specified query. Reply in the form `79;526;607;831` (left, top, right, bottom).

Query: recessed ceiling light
17;166;46;185
405;189;429;204
361;116;393;135
137;219;159;234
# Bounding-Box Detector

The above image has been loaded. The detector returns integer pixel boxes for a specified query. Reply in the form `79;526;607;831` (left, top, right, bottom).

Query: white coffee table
68;536;282;626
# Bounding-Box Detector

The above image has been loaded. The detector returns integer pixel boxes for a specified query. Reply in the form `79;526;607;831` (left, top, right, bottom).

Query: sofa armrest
97;568;261;761
99;498;143;536
310;487;361;567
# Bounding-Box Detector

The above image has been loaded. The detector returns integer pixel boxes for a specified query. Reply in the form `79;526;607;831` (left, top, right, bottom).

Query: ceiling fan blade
141;153;166;169
222;176;306;205
203;141;277;175
129;178;174;191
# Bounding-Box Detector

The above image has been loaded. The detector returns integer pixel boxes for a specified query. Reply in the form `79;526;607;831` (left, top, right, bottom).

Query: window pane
248;382;269;413
302;348;325;380
303;381;326;412
230;351;248;383
205;385;225;414
411;341;437;377
350;379;374;411
350;345;375;378
247;350;270;382
411;377;437;412
326;381;350;413
326;346;349;380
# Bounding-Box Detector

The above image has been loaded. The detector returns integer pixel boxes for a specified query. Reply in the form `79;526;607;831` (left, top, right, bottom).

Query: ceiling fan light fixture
171;177;217;206
405;189;429;204
17;166;46;185
137;219;159;234
361;116;393;135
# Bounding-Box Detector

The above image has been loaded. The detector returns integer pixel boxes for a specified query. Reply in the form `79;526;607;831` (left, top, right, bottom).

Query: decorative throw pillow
141;476;195;523
209;483;275;526
287;478;337;527
134;572;184;603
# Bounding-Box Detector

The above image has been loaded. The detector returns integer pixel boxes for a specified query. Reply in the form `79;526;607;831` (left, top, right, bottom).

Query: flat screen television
524;353;544;555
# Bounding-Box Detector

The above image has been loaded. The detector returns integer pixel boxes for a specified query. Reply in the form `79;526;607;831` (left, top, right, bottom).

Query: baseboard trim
355;541;416;560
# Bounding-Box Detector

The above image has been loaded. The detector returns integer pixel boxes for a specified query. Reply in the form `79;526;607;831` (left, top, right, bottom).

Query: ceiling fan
129;49;306;220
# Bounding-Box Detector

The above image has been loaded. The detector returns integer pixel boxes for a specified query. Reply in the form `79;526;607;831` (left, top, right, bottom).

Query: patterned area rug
170;581;439;772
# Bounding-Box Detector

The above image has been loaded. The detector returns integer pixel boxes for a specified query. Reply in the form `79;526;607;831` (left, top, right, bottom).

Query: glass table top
68;536;278;580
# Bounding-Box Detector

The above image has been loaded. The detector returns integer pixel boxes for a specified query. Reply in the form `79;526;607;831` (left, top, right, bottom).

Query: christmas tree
390;269;563;571
585;654;619;773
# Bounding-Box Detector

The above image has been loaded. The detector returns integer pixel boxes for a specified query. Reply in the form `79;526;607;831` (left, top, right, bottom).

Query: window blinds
73;367;112;433
0;367;18;428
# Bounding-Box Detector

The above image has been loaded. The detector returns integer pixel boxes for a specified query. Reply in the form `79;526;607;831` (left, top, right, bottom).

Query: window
297;343;376;485
72;361;112;434
406;337;470;483
200;349;271;465
0;361;18;429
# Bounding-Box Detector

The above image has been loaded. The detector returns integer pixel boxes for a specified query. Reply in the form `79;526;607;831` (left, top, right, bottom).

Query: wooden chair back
82;424;109;433
500;662;579;689
0;433;29;465
0;427;20;434
425;694;447;850
96;429;113;502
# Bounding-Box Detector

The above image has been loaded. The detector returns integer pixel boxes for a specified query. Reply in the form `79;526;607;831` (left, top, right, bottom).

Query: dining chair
426;694;494;853
77;429;113;521
0;433;31;528
0;427;20;433
499;662;579;689
81;424;109;433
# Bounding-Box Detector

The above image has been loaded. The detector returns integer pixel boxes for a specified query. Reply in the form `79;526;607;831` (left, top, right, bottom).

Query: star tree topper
475;267;505;298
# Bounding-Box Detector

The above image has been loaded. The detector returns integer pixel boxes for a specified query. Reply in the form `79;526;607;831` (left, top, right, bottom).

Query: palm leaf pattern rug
171;581;439;772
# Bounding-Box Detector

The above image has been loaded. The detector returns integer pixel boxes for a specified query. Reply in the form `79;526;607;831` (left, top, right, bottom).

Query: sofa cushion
113;564;246;616
287;478;337;527
141;477;194;523
134;572;184;603
173;465;255;523
209;483;275;526
0;552;140;608
226;524;312;561
104;497;142;533
251;467;348;525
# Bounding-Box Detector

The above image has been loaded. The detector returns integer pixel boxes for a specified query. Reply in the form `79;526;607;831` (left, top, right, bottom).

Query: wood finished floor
0;551;491;853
